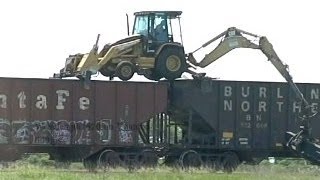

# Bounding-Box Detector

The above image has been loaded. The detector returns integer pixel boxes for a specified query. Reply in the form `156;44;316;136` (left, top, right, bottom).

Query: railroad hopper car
167;79;320;169
0;77;167;168
0;77;319;170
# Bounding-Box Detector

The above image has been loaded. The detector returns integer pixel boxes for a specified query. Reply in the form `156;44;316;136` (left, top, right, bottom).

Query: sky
0;0;319;83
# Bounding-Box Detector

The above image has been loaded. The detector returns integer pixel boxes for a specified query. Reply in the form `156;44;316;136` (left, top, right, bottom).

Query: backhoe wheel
156;47;187;80
144;71;162;81
115;61;135;81
99;64;114;77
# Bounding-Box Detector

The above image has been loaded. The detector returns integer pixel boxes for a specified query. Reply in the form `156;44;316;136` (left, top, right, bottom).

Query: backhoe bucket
286;130;320;165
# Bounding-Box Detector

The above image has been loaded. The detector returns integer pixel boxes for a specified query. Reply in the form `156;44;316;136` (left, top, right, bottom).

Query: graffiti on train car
0;119;10;144
10;119;112;145
0;99;139;144
119;105;133;143
0;118;112;145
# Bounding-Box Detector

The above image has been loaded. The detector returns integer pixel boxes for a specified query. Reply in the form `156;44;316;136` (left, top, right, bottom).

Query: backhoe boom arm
188;27;309;108
187;27;320;164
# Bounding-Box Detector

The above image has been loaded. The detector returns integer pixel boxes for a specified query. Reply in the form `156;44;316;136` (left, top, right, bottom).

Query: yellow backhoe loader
54;11;188;81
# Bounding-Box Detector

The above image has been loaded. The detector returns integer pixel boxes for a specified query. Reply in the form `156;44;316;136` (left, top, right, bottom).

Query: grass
0;167;319;180
0;155;320;180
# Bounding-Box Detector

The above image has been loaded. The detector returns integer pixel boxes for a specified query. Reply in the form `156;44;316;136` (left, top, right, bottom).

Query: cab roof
134;11;182;19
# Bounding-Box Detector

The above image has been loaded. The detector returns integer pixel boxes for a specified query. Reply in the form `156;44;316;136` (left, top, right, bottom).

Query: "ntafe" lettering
0;90;90;110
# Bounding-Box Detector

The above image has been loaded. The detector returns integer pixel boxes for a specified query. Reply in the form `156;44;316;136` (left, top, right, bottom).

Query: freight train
0;77;319;171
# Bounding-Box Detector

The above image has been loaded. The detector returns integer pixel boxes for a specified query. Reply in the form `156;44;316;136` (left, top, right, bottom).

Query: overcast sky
0;0;319;83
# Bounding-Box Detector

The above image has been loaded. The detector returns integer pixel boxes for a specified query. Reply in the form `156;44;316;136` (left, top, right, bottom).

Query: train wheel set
81;148;241;172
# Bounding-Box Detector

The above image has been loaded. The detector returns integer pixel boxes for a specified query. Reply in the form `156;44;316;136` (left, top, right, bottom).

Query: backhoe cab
54;11;188;81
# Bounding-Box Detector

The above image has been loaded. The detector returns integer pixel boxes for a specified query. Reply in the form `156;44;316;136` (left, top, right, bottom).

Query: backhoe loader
54;11;188;81
54;10;320;164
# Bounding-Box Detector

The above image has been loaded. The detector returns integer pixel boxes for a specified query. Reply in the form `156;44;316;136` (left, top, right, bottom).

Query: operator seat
155;20;168;42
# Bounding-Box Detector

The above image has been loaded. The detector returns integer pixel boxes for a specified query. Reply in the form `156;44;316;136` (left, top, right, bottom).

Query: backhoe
54;11;188;81
54;10;320;164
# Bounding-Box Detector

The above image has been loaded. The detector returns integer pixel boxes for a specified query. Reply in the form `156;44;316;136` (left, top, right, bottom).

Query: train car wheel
98;150;121;169
221;151;240;173
179;150;202;169
83;157;97;172
138;149;158;168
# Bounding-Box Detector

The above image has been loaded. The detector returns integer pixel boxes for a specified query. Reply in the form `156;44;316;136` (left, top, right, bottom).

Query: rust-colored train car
0;77;167;165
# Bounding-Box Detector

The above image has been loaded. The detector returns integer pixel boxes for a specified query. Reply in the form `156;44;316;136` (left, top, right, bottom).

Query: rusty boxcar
1;77;320;171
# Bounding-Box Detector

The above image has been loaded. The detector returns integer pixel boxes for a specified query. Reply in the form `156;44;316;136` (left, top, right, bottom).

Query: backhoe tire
115;61;135;81
144;71;162;81
156;47;187;80
99;65;113;77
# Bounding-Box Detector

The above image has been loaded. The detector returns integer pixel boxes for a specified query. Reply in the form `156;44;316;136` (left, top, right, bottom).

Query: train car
0;77;167;168
167;78;320;170
0;77;319;171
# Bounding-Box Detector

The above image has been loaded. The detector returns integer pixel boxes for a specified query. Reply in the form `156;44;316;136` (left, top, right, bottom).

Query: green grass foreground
0;155;320;180
0;164;320;180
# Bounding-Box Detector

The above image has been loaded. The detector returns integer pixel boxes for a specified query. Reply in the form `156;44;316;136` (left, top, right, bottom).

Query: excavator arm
188;27;260;68
187;27;320;164
188;27;310;111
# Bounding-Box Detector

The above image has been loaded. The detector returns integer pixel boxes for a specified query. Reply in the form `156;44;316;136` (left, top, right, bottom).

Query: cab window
133;15;148;36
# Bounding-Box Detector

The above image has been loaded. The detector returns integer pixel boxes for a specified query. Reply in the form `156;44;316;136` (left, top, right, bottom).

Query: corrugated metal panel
218;81;236;149
251;82;270;149
155;83;168;116
235;81;253;149
0;79;11;144
116;82;138;145
95;81;116;145
71;81;95;145
287;84;304;133
137;83;155;124
306;83;320;138
170;80;219;145
0;78;168;147
270;82;288;148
